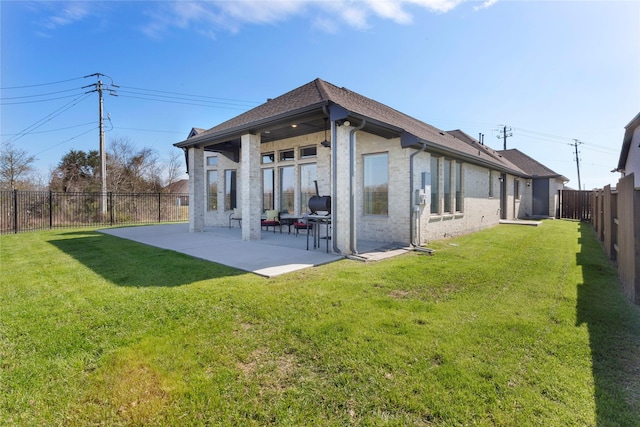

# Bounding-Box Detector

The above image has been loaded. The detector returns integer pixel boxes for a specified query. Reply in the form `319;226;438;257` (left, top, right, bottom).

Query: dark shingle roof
497;149;567;181
176;78;529;174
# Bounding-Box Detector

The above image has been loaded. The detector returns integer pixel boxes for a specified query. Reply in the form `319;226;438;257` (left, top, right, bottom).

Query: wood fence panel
616;174;640;304
558;189;592;220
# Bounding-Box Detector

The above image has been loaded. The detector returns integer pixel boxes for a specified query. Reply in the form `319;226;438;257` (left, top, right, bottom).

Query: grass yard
1;220;639;426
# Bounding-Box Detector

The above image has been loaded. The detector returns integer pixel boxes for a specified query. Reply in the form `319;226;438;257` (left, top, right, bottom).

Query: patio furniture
228;207;242;228
307;214;331;252
293;219;313;237
261;210;282;233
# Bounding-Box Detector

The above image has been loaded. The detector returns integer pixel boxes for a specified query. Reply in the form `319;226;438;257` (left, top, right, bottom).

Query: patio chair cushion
265;210;279;222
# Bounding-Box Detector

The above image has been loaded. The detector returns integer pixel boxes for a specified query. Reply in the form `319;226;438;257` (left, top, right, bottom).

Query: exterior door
532;178;549;216
500;173;507;219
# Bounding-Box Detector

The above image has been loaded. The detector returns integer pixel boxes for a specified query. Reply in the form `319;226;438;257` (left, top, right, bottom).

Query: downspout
409;142;428;247
325;106;341;255
350;119;366;255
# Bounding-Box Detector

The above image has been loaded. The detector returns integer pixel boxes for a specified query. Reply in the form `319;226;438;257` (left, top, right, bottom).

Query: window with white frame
262;168;274;211
207;170;218;211
444;159;452;213
225;170;237;210
279;165;294;213
363;153;388;215
430;157;440;214
299;163;317;214
455;162;463;212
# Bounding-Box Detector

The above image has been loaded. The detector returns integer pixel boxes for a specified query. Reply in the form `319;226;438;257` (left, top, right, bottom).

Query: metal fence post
49;190;53;229
13;189;18;234
109;192;114;225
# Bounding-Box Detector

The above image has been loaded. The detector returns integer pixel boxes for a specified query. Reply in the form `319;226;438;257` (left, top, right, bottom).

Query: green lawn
1;221;639;426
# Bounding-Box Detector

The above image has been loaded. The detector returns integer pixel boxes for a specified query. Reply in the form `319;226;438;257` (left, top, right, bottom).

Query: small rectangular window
207;156;218;166
279;150;295;161
515;179;520;200
299;146;317;159
262;153;274;164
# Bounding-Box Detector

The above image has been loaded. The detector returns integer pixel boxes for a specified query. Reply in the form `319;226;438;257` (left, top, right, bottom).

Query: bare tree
0;141;36;190
163;149;186;188
107;137;162;193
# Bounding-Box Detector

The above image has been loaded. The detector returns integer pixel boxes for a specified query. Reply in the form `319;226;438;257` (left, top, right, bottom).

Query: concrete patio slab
99;223;345;277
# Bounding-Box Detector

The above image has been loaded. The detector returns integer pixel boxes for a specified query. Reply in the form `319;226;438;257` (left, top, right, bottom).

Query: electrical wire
118;85;260;107
0;87;85;100
0;121;97;137
3;93;92;144
0;76;86;90
33;127;98;156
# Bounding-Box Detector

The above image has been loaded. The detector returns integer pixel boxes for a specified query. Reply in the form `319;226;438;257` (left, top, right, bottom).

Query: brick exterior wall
192;128;540;248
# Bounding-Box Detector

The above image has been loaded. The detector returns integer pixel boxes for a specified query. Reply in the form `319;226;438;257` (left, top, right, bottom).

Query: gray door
532;178;549;216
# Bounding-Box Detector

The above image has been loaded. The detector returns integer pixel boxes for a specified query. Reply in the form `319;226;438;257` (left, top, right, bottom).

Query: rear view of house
175;79;567;255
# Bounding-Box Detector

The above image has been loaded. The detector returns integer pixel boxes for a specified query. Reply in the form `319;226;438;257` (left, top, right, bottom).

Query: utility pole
496;125;513;150
83;73;118;216
571;139;583;191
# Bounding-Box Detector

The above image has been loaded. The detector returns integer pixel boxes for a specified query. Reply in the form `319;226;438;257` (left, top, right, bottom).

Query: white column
241;133;262;240
333;125;352;254
188;146;205;232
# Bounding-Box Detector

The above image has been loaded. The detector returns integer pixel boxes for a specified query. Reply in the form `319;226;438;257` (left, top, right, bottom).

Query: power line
118;85;260;107
0;121;97;137
33;127;98;156
0;76;86;90
2;93;92;144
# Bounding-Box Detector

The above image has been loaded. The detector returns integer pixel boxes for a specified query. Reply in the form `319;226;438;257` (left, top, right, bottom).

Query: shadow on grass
48;230;245;287
576;222;640;426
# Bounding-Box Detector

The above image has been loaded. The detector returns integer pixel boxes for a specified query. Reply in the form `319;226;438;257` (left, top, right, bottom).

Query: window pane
430;157;439;214
300;163;317;214
225;170;237;210
300;146;317;159
262;153;274;164
444;160;452;213
262;168;274;211
207;156;218;166
280;166;294;213
455;162;462;212
279;150;294;161
364;153;388;215
514;179;520;200
207;170;218;211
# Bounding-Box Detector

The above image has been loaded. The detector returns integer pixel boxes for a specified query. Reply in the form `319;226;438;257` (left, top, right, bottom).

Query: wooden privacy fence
558;189;592;221
1;190;189;234
591;173;640;305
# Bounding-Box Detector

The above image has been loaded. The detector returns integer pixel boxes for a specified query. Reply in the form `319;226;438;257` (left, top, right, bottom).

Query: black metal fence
1;190;189;234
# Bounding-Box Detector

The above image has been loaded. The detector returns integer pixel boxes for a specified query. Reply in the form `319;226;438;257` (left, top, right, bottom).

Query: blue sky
1;0;639;189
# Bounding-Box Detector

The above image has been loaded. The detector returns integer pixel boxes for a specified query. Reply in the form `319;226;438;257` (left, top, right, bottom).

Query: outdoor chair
228;207;242;228
261;210;282;233
293;217;312;237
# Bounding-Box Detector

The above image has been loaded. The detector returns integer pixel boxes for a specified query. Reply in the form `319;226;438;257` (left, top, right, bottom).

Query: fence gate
558;189;592;221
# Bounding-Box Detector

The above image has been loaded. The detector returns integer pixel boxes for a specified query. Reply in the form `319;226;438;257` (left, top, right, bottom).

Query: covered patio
99;223;412;277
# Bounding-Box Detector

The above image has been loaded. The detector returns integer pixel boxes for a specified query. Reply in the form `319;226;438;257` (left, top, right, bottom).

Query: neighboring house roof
164;179;189;193
175;78;526;175
447;129;527;176
618;111;640;171
498;149;569;182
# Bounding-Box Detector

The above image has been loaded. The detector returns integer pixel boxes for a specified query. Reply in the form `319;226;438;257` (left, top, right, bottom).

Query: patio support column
188;145;205;232
241;133;261;241
333;124;352;254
